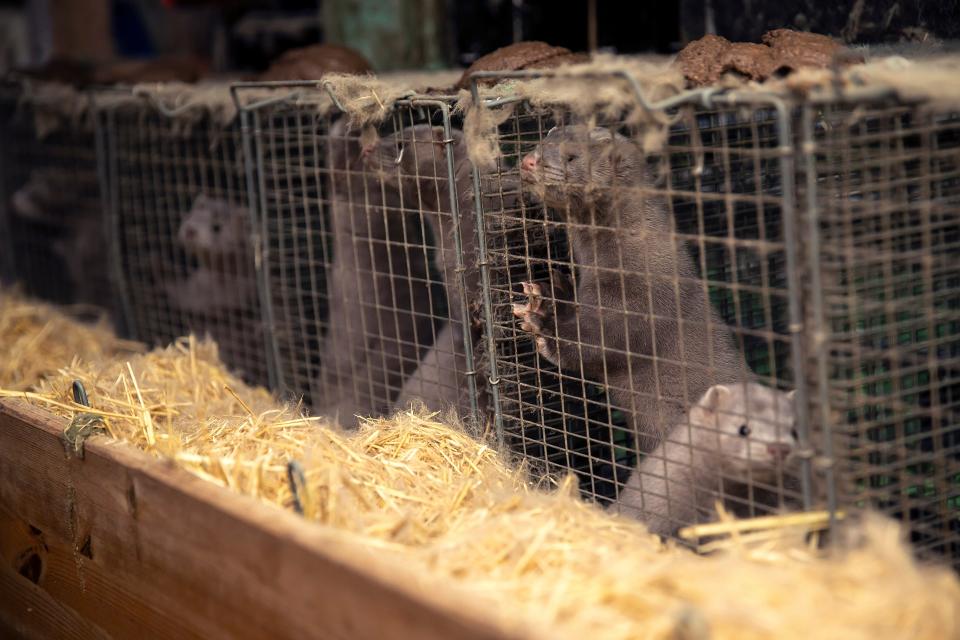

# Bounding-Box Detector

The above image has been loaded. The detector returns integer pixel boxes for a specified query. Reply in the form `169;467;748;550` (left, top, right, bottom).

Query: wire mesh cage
467;70;960;563
801;96;960;566
236;84;481;427
0;81;113;318
468;76;807;538
96;88;270;386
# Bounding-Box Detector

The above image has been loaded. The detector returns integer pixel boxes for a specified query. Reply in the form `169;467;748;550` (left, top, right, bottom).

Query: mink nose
766;443;792;460
520;153;538;172
183;226;197;240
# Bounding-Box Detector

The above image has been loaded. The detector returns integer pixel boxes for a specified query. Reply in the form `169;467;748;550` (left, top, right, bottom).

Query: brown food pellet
455;41;587;89
674;34;731;87
721;43;779;81
676;29;863;87
258;44;373;81
762;28;864;70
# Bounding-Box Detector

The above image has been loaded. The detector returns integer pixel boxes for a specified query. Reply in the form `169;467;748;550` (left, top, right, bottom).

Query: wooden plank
0;399;521;640
0;506;110;639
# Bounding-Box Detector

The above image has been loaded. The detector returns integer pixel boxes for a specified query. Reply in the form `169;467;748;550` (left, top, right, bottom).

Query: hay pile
0;288;141;391
1;292;958;639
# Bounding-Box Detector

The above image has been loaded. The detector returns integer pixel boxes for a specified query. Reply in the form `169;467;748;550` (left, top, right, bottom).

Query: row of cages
1;74;958;566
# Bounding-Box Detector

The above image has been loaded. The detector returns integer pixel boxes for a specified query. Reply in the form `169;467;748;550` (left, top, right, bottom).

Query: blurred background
1;0;959;76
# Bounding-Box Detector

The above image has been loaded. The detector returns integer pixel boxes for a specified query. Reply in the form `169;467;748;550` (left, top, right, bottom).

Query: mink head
12;169;76;223
177;194;249;259
683;382;797;479
361;124;463;193
519;125;646;217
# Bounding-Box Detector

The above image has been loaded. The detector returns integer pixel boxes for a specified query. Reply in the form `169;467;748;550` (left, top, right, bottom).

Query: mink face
11;169;76;222
685;383;797;479
519;125;647;221
177;194;250;260
614;382;800;536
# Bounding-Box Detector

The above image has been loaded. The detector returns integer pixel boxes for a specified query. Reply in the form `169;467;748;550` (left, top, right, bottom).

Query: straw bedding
1;289;958;640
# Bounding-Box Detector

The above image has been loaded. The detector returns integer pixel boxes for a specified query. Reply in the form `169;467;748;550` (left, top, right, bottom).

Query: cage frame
1;80;112;310
463;69;927;528
93;84;272;386
230;81;484;423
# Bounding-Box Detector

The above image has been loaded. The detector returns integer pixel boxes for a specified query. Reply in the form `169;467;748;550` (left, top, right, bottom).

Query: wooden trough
0;399;516;640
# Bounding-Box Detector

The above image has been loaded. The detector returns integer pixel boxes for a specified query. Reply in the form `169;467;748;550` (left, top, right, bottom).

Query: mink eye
738;424;751;437
790;427;798;440
211;223;222;234
565;153;578;163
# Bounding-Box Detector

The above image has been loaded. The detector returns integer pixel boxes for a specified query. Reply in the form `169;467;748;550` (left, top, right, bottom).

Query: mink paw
512;281;555;362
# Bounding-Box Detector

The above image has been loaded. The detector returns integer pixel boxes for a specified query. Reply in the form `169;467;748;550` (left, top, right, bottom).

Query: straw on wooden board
0;288;142;392
1;290;958;640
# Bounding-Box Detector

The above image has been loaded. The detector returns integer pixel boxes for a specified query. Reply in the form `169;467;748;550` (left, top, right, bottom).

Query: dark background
1;0;959;74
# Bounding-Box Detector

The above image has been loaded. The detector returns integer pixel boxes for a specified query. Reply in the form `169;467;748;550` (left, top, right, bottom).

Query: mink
613;382;798;537
310;118;438;426
515;125;747;451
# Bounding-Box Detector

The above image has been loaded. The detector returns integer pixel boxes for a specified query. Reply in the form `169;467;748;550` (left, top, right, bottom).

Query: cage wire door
802;97;960;567
0;82;113;318
236;85;482;428
469;73;816;539
98;94;270;386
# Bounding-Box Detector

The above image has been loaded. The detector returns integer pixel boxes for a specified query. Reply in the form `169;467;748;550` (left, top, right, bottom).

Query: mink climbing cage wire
466;69;960;565
232;82;481;423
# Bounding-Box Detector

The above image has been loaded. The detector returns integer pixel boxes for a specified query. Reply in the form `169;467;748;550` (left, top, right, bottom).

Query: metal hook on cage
394;146;405;166
287;460;307;515
64;380;106;460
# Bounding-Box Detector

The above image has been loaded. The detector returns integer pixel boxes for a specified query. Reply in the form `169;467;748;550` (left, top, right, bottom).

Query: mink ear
701;385;731;412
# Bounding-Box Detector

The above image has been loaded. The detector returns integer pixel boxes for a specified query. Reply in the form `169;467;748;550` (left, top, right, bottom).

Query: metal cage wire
801;97;960;563
465;70;959;561
2;69;956;565
468;76;814;538
233;84;482;428
1;83;113;316
96;91;270;386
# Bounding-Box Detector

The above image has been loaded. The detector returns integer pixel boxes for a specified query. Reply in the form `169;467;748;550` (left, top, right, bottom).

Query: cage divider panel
235;85;482;427
802;97;960;566
0;82;114;319
98;95;271;388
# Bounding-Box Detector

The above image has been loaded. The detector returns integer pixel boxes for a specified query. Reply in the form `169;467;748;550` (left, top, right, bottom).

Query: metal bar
469;76;506;448
434;100;480;423
705;92;817;511
246;106;286;393
800;104;839;525
239;105;282;392
96;104;139;341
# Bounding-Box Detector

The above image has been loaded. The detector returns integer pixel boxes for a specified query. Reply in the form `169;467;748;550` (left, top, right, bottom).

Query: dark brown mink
516;125;747;451
310;118;437;427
